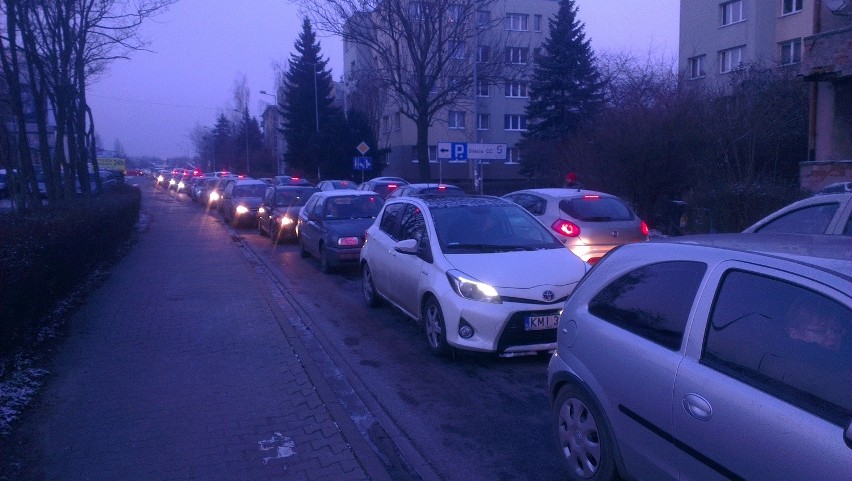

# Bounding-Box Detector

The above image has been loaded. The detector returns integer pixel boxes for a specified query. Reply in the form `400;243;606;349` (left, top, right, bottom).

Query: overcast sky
86;0;680;160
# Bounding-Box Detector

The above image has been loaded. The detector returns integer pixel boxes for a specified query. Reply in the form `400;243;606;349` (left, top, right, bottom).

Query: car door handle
682;393;712;421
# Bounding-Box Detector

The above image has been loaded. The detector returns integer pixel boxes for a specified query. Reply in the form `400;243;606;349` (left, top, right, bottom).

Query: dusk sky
86;0;680;160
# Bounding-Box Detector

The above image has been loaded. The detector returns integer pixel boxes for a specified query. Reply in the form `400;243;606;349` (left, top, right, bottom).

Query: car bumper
326;246;362;266
438;288;563;354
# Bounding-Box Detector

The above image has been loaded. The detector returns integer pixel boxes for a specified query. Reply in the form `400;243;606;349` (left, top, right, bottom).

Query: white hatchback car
548;233;852;481
360;195;589;356
503;188;648;264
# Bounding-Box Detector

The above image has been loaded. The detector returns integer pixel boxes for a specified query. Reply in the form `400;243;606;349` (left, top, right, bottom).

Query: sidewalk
1;185;393;481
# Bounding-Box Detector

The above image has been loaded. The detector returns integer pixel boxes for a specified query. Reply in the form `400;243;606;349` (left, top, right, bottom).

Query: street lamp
233;109;249;176
260;89;282;175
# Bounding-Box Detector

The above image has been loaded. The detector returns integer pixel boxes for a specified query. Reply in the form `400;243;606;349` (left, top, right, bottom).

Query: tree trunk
416;115;431;182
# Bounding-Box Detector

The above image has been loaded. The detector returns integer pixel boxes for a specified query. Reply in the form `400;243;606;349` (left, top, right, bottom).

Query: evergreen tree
282;18;338;178
520;0;604;179
234;109;265;175
212;114;234;172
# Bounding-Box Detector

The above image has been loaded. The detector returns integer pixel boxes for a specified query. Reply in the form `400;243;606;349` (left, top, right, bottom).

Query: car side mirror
394;238;418;254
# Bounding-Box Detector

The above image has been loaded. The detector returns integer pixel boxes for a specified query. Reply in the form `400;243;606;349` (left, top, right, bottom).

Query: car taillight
582;195;600;200
587;257;602;265
338;237;359;246
388;184;398;189
552;219;580;237
640;220;649;236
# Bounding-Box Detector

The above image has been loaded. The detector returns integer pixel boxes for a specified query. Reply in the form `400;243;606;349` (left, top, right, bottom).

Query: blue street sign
451;142;467;161
353;156;373;170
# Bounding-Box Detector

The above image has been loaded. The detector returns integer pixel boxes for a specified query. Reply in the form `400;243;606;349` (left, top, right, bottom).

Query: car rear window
559;197;634;222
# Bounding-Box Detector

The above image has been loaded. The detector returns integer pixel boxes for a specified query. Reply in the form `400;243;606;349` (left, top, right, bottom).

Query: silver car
547;233;852;481
503;188;648;264
743;192;852;236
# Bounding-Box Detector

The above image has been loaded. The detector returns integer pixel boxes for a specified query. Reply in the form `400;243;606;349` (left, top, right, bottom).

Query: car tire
319;245;333;274
422;296;451;357
258;219;267;237
298;235;310;258
362;263;382;307
553;383;618;481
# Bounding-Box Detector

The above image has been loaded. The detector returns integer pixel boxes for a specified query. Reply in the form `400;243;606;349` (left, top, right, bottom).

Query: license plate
524;314;560;331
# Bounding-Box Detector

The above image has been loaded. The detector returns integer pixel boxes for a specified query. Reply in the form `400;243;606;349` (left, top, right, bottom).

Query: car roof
744;192;852;231
313;189;382;198
391;194;511;209
232;179;267;185
505;188;619;199
658;233;852;280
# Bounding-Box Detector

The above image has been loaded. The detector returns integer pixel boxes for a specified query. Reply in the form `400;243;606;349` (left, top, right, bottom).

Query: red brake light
552;219;580;237
582;195;600;200
641;220;649;236
587;257;602;265
438;185;446;190
292;177;300;181
388;184;398;189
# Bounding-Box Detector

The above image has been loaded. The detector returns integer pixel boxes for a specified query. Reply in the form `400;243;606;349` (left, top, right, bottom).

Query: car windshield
432;203;563;253
324;195;384;220
275;187;318;206
559;197;634;222
233;185;267;197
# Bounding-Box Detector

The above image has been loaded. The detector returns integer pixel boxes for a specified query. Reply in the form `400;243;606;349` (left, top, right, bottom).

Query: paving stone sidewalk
1;185;392;481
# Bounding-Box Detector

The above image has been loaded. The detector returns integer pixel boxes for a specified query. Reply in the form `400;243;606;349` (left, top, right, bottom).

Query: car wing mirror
846;420;852;449
394;238;418;254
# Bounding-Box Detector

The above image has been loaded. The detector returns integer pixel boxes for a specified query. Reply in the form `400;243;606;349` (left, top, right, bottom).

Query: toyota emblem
542;290;555;302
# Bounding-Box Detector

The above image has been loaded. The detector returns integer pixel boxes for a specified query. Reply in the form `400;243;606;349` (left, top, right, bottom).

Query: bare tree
296;0;507;181
0;0;173;212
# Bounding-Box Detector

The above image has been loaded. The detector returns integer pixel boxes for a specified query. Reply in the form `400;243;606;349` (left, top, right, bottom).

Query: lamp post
233;109;250;176
260;89;282;175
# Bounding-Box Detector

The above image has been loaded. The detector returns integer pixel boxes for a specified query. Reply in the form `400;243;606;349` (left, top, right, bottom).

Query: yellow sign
97;157;126;173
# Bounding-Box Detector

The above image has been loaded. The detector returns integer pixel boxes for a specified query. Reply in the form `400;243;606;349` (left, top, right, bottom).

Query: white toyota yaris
360;195;589;356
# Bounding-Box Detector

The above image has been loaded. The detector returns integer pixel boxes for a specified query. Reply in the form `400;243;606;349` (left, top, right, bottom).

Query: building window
477;45;490;63
506;147;521;164
449;40;466;59
382;115;391;132
779;39;802;65
476;80;489;97
506;13;529;31
394;112;401;131
504;114;527;131
505;81;528;97
429;145;437;162
449;111;466;129
477;114;490;130
477;10;490;29
719;46;744;73
689;55;706;79
721;0;744;26
782;0;803;15
408;2;423;21
447;4;464;24
506;47;529;64
533;14;542;32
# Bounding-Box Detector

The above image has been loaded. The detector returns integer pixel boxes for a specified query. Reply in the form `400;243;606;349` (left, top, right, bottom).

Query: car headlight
169;179;176;185
236;205;249;214
157;175;164;182
446;269;501;303
258;207;266;214
209;191;220;201
280;216;294;226
178;181;185;189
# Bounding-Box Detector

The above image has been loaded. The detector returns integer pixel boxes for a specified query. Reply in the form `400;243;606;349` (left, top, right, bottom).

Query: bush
0;185;141;361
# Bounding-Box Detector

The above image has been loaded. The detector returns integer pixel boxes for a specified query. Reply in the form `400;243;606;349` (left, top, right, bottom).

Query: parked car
154;169;172;189
258;185;320;243
360;195;589;357
317;179;357;191
357;177;410;198
743;192;852;236
503;188;649;264
547;233;852;481
197;177;231;210
385;183;465;198
220;179;268;227
817;182;852;195
296;190;385;273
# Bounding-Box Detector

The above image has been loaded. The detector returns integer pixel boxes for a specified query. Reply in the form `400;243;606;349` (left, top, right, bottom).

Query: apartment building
679;0;851;188
343;0;559;190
